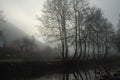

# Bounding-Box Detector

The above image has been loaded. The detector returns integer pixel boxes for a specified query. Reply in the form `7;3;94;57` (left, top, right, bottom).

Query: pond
1;60;120;80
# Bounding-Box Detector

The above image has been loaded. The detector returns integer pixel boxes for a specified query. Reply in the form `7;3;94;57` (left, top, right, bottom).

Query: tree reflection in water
62;70;93;80
60;67;120;80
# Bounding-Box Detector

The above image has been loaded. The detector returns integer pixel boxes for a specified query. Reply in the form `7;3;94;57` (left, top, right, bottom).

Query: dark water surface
0;60;120;80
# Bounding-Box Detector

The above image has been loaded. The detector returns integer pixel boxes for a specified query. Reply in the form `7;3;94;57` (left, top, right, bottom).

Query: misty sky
0;0;120;36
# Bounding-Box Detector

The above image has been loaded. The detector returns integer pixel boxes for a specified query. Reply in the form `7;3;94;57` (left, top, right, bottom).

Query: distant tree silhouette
0;31;4;48
12;37;36;54
0;11;7;48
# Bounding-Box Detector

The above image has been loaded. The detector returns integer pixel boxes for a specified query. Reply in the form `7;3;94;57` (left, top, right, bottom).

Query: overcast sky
0;0;120;36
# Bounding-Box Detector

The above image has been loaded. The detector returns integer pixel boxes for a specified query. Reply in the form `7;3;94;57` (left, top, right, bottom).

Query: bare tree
38;0;114;61
38;0;72;60
114;15;120;52
71;0;89;60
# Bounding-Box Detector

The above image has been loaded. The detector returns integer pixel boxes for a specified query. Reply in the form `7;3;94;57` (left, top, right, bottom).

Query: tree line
38;0;120;61
1;0;120;60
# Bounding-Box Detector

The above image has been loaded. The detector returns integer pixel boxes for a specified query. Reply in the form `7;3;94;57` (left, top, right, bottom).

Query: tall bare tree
38;0;72;60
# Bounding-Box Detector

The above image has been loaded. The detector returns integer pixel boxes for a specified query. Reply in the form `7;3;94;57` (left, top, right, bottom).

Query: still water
13;70;96;80
1;61;120;80
31;71;95;80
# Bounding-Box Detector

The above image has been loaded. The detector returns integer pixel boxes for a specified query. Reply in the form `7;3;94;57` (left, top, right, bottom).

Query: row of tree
38;0;116;60
1;0;120;60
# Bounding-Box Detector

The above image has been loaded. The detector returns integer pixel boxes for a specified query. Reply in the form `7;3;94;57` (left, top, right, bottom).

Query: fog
0;0;120;80
0;0;120;36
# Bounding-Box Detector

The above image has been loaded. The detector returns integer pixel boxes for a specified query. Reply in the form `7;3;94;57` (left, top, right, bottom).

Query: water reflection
29;69;95;80
30;66;120;80
32;70;94;80
1;61;120;80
